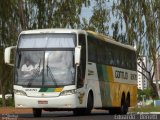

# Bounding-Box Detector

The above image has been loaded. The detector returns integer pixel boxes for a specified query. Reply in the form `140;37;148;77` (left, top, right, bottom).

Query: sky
80;0;123;37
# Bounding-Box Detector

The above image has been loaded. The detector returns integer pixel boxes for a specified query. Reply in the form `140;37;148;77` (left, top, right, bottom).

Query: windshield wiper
34;59;41;76
46;65;57;86
27;59;42;87
46;54;57;86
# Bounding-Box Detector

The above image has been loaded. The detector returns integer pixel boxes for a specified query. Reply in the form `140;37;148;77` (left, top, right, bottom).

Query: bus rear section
86;31;137;114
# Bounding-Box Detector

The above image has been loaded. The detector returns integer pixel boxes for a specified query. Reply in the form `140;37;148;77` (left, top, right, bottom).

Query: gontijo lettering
115;70;128;79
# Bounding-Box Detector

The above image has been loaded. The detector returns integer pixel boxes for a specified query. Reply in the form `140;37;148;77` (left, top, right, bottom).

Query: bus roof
20;28;86;35
20;29;136;51
87;30;136;51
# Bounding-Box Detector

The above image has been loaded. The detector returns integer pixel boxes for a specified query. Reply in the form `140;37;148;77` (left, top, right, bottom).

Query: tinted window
87;34;136;71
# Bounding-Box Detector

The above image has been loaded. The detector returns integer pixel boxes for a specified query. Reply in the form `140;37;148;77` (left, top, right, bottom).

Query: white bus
5;29;137;117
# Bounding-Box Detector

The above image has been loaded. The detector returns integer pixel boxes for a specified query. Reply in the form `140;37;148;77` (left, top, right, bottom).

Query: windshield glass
15;50;75;87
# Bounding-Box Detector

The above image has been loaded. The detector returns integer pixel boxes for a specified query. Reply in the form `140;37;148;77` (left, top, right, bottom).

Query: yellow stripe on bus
109;83;137;107
54;88;63;92
107;66;114;82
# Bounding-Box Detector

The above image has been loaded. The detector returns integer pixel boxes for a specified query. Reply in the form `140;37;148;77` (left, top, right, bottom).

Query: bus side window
77;34;86;88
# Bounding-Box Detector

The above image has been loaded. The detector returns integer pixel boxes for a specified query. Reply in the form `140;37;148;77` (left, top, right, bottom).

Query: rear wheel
33;108;42;117
109;108;119;115
109;96;128;115
125;95;130;114
120;97;128;114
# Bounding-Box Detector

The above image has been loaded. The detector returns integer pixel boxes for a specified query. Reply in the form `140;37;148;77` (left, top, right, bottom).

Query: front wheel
33;108;42;117
85;93;93;114
73;93;93;115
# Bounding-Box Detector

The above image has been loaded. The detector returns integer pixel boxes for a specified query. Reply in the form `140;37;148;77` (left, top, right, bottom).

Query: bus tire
109;108;119;115
73;108;85;115
126;94;130;112
73;93;93;115
85;93;93;115
33;108;42;117
120;97;128;114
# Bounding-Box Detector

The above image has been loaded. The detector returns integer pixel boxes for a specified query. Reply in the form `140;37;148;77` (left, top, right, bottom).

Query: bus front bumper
14;94;79;109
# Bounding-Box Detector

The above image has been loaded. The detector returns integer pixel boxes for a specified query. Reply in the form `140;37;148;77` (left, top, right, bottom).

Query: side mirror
75;46;81;66
4;46;16;66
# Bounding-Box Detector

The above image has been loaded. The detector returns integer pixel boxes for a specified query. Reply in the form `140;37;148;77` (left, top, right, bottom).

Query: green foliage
81;0;109;35
112;0;139;45
137;88;156;101
131;106;160;112
6;98;14;107
0;98;14;107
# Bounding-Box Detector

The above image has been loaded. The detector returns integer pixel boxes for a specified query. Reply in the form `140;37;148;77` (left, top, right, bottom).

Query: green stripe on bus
102;65;108;82
39;88;55;92
97;64;112;107
39;88;48;92
39;88;62;92
46;88;55;92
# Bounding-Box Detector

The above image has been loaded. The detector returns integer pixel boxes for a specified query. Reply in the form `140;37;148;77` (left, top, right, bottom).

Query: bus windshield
15;33;76;87
15;50;75;87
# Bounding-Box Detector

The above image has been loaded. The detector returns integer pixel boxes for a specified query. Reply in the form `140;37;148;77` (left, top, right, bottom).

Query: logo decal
78;92;85;104
41;93;44;96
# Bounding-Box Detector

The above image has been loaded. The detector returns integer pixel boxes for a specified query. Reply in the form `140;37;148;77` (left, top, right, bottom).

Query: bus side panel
106;66;120;106
96;64;137;108
96;64;112;107
109;83;137;107
130;85;137;106
109;82;121;107
87;62;103;108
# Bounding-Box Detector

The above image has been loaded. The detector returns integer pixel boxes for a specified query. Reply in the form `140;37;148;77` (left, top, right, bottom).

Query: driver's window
17;51;43;78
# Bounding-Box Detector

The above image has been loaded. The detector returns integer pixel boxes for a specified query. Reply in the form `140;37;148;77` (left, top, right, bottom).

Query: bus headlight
60;89;76;96
14;89;27;96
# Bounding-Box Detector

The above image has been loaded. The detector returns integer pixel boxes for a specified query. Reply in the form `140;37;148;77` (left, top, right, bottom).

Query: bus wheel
33;108;42;117
120;98;128;114
125;95;130;113
73;93;93;115
85;93;93;114
73;108;85;115
109;108;119;115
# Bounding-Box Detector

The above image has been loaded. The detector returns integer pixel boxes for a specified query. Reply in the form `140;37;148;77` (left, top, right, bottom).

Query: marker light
60;89;76;96
14;89;27;96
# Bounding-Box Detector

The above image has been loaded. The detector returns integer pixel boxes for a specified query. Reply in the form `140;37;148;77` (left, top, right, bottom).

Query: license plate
38;100;48;104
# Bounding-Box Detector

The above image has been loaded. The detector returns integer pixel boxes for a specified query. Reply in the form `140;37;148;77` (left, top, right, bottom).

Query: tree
137;88;156;101
112;0;160;98
144;0;160;98
137;57;158;98
135;0;160;98
81;0;109;35
0;0;19;106
26;0;90;29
